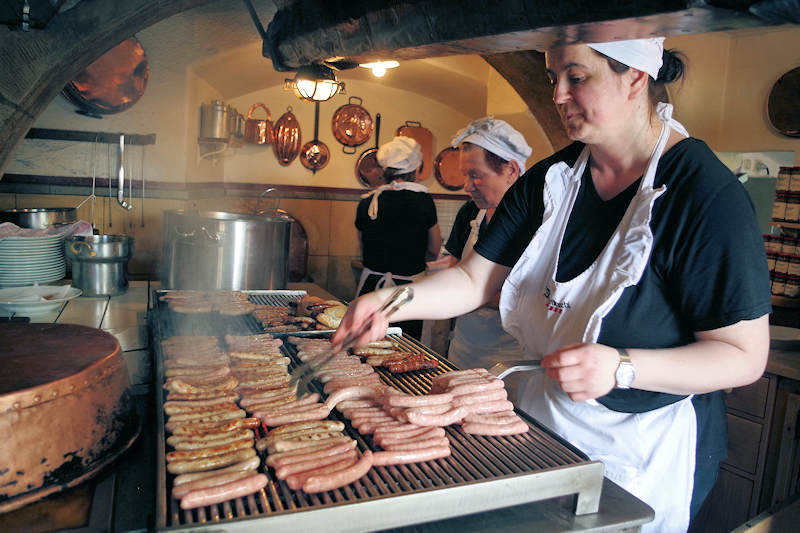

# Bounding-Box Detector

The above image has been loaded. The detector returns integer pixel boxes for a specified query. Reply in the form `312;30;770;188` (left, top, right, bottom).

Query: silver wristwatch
615;348;635;389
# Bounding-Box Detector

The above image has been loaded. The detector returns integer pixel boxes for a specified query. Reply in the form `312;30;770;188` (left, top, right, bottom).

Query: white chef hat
377;136;423;174
451;117;532;172
587;37;665;80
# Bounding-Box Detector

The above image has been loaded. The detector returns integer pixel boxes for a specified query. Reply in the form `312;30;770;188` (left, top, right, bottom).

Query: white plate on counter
0;286;81;315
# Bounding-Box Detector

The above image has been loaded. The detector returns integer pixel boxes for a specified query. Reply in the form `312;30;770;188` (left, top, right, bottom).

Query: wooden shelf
770;221;800;229
773;295;800;308
25;128;156;146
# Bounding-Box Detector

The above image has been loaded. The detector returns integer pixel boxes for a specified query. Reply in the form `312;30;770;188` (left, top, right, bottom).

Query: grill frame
152;290;604;531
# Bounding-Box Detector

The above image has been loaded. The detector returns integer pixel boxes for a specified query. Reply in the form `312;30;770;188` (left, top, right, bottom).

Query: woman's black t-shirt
474;138;772;460
356;190;438;276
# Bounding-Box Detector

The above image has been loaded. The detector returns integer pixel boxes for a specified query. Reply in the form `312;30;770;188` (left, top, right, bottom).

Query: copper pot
331;96;373;154
244;103;274;145
273;107;302;166
397;121;433;181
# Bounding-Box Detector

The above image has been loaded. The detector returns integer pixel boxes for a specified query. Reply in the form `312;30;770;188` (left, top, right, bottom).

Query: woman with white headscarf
445;118;530;393
336;38;770;531
354;136;442;339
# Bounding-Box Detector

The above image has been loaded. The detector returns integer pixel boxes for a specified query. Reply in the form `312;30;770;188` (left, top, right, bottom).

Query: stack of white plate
0;235;66;288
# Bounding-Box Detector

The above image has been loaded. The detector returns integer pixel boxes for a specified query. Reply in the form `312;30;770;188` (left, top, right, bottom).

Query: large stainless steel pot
160;210;291;290
0;207;77;228
66;235;135;296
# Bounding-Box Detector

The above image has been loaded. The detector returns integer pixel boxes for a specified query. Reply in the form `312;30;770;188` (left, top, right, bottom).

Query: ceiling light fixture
359;60;399;78
284;64;345;102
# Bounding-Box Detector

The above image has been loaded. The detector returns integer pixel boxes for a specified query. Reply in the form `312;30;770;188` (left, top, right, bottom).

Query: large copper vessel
0;324;139;512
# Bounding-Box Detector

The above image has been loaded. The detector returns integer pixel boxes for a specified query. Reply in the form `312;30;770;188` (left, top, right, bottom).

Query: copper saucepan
273;107;302;166
434;146;465;190
355;113;383;188
300;102;330;173
332;96;373;154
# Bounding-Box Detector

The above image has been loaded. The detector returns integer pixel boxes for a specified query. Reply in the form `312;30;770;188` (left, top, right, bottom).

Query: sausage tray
151;290;604;532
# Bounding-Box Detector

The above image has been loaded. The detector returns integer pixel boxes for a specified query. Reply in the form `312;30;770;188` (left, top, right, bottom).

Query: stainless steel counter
0;281;654;532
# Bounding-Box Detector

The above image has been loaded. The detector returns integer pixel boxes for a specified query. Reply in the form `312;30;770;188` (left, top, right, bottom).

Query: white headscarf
587;37;665;80
377;136;422;174
451;117;531;172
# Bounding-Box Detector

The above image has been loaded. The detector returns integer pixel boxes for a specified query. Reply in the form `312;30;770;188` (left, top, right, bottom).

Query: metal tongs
489;360;545;379
288;286;415;391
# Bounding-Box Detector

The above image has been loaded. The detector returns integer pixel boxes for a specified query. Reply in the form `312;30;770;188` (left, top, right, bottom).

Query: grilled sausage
266;440;357;468
450;388;508;406
165;409;245;430
405;406;469;427
465;400;514;415
172;471;253;499
301;451;374;494
172;456;261;486
371;446;451;466
168;430;254;450
169;417;259;436
268;434;350;454
286;456;359;490
382;437;450;451
462;413;523;425
164;396;238;413
256;404;332;427
167;448;257;474
274;449;358;479
268;420;345;436
383;392;454;408
179;473;267;509
166;437;253;462
324;385;387;409
164;402;241;418
461;420;529;436
374;427;445;447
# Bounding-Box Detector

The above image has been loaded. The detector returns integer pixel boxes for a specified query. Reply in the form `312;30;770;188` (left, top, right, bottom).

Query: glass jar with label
785;274;800;298
765;234;782;253
767;252;779;273
786;194;800;223
789;255;800;277
778;167;793;191
773;272;787;296
776;253;791;276
772;191;789;222
780;236;797;255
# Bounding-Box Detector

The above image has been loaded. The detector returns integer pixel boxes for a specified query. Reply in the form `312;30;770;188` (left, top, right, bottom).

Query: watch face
616;363;635;388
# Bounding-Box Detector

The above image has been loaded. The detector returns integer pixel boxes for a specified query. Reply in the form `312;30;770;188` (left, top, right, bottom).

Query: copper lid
0;324;122;410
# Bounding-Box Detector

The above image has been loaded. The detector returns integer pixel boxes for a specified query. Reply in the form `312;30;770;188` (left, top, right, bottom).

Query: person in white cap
354;135;442;339
336;38;770;532
444;117;531;397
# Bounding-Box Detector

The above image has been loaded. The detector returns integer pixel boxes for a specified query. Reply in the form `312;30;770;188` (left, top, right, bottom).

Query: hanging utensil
117;134;132;210
273;107;302;166
355;113;383;188
331;96;373;154
396;120;433;181
140;144;146;227
300;102;331;173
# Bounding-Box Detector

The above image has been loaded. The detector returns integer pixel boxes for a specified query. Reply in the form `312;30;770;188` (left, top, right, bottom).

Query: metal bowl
0;208;77;229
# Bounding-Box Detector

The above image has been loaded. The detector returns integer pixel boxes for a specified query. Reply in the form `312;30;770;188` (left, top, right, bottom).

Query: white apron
449;209;523;375
355;180;430;297
499;107;696;533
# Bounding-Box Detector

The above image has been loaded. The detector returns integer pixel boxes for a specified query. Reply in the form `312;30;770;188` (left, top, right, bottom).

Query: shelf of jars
767;167;800;303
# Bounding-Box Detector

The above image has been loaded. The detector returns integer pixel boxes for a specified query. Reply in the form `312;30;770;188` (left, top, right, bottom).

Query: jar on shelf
772;190;789;222
778;167;793;191
786;193;800;223
785;274;800;298
773;271;787;296
776;253;791;276
767;252;779;273
765;234;783;254
789;255;800;277
780;236;797;255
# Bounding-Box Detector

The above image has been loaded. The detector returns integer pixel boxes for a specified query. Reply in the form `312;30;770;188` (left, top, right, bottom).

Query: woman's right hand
330;290;392;349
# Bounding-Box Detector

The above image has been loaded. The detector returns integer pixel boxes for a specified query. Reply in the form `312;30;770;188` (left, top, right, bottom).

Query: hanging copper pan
244;103;274;145
434;146;465;190
300;102;330;173
273;107;302;166
332;96;373;154
397;121;433;182
355;113;383;188
61;37;149;118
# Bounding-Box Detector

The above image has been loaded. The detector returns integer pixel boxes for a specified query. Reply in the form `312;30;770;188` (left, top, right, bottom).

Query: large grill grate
152;290;604;531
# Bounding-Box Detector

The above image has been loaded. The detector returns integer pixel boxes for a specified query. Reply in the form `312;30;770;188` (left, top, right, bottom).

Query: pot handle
247;103;272;121
200;226;222;242
70;241;96;257
174;225;195;239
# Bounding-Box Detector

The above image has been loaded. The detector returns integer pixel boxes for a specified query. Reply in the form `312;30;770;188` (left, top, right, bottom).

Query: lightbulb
359;60;399;78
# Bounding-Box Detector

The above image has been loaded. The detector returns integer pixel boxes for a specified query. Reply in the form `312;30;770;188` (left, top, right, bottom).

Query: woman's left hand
541;343;620;402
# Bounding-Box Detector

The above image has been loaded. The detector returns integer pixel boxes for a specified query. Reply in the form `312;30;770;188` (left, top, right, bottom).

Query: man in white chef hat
445;117;531;396
354;135;442;339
